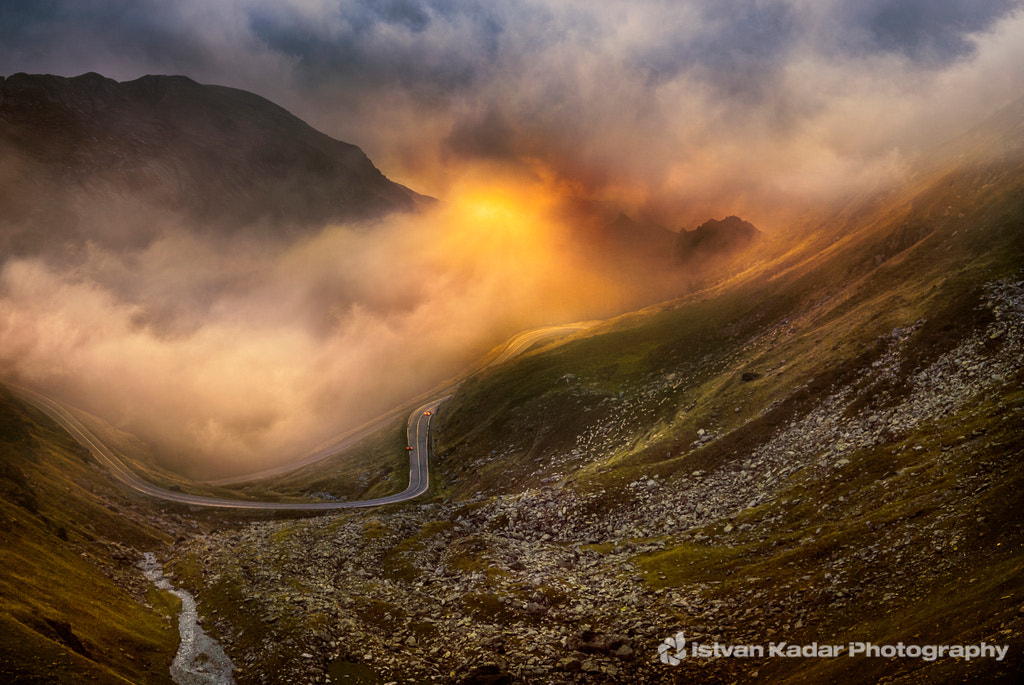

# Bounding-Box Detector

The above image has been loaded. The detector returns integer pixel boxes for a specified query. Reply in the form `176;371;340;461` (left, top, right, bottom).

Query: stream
139;552;236;685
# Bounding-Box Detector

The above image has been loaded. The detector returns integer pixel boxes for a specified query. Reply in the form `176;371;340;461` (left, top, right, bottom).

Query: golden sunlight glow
439;174;561;266
417;170;624;326
462;190;523;223
455;173;556;230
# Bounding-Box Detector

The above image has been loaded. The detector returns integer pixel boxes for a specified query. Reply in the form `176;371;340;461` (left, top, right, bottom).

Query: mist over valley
2;2;1023;684
0;73;717;477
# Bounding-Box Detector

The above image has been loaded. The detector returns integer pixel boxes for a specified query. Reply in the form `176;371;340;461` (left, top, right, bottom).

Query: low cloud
0;175;655;477
2;1;1024;475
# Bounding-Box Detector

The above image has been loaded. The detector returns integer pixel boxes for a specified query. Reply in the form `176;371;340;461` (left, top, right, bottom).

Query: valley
157;151;1024;682
1;64;1023;684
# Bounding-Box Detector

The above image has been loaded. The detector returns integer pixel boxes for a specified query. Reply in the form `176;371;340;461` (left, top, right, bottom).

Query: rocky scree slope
165;273;1024;685
165;112;1024;684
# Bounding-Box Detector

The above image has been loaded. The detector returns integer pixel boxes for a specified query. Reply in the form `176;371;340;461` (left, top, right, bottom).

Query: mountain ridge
675;215;762;263
0;72;431;252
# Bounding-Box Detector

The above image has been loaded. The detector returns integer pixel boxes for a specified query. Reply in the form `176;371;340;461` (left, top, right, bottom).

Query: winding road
9;321;595;511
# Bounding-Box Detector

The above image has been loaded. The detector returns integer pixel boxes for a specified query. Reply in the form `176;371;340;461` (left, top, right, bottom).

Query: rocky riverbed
139;553;236;685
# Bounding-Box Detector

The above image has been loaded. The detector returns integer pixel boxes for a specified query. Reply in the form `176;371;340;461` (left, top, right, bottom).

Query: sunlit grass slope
433;139;1024;682
0;386;180;684
437;142;1023;496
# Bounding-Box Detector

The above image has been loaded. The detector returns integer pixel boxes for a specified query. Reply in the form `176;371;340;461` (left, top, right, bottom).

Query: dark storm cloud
246;0;504;96
0;1;211;74
0;0;1020;224
641;0;1023;78
3;1;1020;155
634;0;797;102
237;0;1023;113
831;0;1020;65
2;0;1020;99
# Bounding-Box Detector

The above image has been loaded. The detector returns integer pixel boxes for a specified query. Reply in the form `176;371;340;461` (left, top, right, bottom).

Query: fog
5;1;1022;230
3;0;1024;476
0;171;672;477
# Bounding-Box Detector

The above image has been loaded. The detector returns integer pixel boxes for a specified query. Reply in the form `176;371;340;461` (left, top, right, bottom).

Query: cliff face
0;72;430;253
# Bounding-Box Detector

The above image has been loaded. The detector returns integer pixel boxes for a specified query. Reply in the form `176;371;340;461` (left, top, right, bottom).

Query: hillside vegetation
162;104;1024;684
0;386;188;684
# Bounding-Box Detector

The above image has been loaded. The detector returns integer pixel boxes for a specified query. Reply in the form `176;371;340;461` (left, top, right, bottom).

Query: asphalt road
208;321;596;487
488;322;600;366
9;321;595;510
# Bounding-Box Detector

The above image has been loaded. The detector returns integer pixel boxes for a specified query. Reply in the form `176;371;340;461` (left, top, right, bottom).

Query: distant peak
692;216;760;235
676;215;761;262
129;74;201;87
72;71;118;84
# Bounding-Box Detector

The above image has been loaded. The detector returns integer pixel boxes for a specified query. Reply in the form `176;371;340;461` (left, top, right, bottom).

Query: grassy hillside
63;405;409;506
157;126;1024;684
425;127;1024;682
437;150;1024;498
217;418;412;504
0;386;184;684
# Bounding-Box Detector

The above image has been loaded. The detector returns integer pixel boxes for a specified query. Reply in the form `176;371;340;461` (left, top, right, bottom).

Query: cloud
828;0;1020;65
0;174;656;477
3;0;1022;226
246;0;502;94
2;0;1024;475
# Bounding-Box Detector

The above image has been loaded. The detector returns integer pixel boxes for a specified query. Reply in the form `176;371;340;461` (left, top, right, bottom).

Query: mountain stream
139;552;236;685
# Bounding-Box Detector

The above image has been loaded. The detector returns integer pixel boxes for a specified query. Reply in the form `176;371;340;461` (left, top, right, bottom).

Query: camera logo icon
658;631;687;665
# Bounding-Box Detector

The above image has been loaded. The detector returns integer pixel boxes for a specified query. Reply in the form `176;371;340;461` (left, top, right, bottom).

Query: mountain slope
5;79;1021;683
428;100;1024;682
586;213;678;264
0;72;430;253
0;385;189;684
154;99;1024;683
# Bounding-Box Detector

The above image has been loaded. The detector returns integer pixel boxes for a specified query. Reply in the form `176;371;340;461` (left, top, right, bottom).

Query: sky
2;0;1023;477
3;0;1023;227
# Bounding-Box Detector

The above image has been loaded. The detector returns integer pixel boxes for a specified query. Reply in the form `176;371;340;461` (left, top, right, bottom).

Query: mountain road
9;321;594;510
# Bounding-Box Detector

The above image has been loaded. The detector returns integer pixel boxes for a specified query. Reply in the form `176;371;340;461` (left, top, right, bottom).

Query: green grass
228;420;412;503
0;386;180;684
426;148;1024;683
63;400;414;507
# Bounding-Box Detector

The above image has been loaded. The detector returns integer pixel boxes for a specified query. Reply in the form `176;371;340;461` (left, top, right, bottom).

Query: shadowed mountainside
589;213;678;263
675;215;762;263
0;72;431;253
